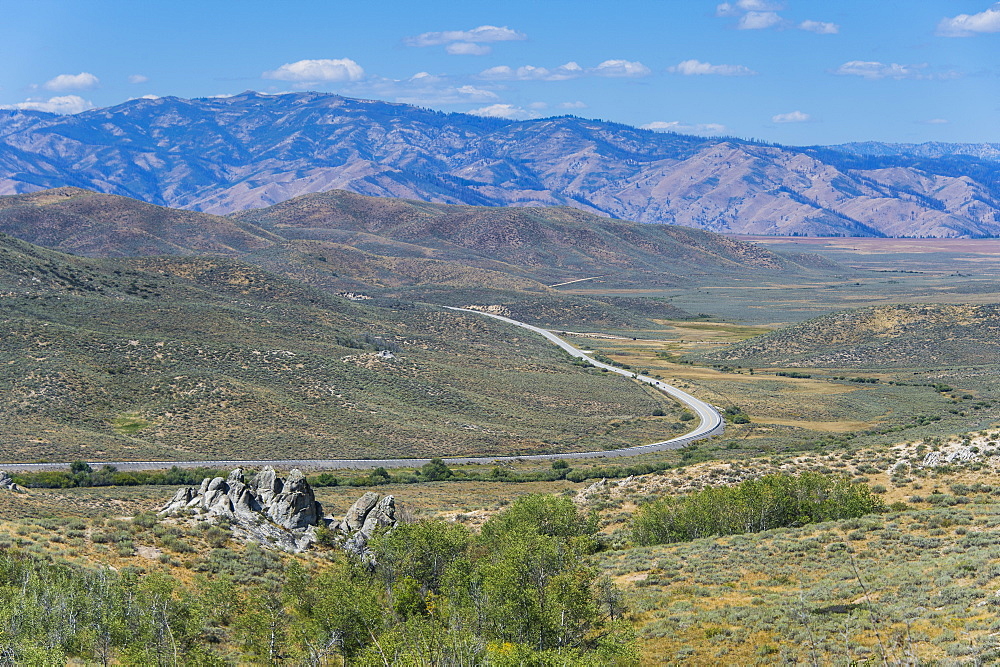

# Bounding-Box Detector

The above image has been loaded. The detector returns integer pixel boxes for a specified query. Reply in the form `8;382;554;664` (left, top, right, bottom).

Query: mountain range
1;91;998;238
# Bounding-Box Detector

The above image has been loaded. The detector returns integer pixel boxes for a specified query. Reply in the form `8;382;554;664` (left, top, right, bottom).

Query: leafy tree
419;458;453;481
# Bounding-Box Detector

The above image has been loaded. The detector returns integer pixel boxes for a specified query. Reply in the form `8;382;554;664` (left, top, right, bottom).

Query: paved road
3;308;723;473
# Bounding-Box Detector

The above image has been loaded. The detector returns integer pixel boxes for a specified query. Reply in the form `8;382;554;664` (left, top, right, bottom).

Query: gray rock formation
159;466;324;552
341;491;381;532
333;493;397;563
158;467;398;556
0;471;24;493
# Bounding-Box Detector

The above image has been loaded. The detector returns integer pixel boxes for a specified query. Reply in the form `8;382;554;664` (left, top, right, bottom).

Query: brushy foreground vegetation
0;494;636;665
604;501;1000;664
631;472;886;545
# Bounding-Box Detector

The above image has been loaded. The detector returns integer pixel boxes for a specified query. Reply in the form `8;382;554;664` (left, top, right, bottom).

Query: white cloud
262;58;364;83
740;0;784;9
834;60;931;79
738;11;783;29
446;42;492;56
772;110;810;123
717;0;783;16
478;65;513;79
799;20;839;34
937;4;1000;36
718;2;835;34
405;25;526;47
558;101;588;109
128;74;149;84
454;85;499;100
408;72;444;83
333;70;503;106
479;62;584;81
42;72;99;91
668;59;757;76
478;65;515;79
480;60;649;80
592;59;652;77
642;120;727;135
923;118;950;124
467;103;537;120
394;84;499;106
1;95;94;114
528;101;548;109
716;2;740;16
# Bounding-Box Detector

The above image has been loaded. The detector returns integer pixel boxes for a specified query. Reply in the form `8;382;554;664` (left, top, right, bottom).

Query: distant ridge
0;92;998;237
232;188;841;287
0;187;279;257
826;141;1000;163
0;187;849;292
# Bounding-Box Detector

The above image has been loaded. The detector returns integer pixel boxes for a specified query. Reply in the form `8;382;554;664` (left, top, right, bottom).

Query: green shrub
632;472;885;545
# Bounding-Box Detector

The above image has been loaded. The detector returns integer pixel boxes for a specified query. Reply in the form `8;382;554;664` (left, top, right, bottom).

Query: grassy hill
0;187;280;257
231;189;846;288
0;187;854;330
0;233;685;463
698;303;1000;368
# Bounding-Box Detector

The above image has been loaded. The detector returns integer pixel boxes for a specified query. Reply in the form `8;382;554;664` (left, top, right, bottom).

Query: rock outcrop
159;467;398;555
0;471;23;493
159;466;324;552
328;492;398;561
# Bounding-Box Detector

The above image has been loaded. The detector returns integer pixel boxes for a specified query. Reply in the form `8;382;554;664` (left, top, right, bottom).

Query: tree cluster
632;472;885;545
11;464;229;490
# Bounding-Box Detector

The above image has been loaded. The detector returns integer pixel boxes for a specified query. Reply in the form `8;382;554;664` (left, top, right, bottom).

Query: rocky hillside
699;303;1000;368
1;92;998;237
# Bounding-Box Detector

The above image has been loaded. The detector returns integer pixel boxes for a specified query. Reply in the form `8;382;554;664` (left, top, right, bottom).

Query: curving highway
2;308;723;473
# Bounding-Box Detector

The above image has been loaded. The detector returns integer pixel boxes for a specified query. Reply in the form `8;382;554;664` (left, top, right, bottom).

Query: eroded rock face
159;466;323;552
342;491;381;532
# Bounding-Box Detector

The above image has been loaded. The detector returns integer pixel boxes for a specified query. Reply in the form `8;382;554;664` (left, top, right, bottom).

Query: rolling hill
232;188;844;288
1;92;998;237
698;303;1000;368
0;187;851;294
0;187;279;257
0;232;683;463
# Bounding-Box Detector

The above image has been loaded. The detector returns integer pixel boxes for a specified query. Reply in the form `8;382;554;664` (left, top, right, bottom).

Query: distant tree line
11;464;229;489
15;456;697;490
312;457;694;488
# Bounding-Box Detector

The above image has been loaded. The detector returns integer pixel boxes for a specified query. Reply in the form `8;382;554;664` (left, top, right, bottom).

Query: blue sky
2;0;997;145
